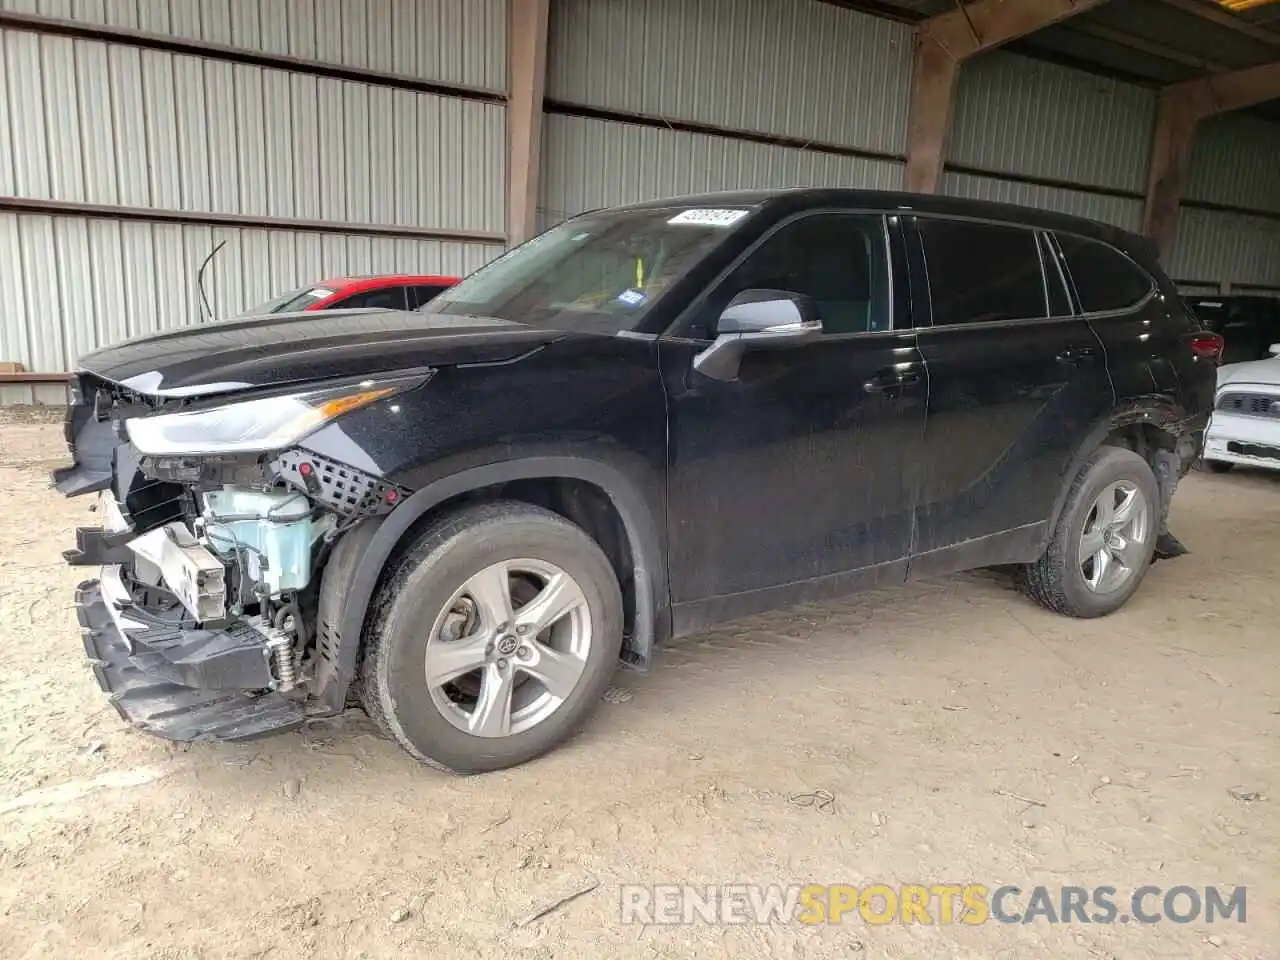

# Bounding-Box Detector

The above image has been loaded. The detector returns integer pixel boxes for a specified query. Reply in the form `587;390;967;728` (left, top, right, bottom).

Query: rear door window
916;219;1047;326
408;284;451;309
332;286;410;311
1055;233;1153;313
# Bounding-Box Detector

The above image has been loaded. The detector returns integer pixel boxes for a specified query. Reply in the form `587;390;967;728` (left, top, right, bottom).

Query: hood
79;309;562;397
1216;356;1280;391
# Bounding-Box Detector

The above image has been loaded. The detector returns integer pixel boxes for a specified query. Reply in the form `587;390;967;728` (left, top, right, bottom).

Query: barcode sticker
667;208;750;227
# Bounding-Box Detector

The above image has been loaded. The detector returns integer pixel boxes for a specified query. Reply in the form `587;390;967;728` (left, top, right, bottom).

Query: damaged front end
54;372;421;742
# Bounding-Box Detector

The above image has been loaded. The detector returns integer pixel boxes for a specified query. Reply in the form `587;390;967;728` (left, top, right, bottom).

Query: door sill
671;559;909;637
906;522;1047;580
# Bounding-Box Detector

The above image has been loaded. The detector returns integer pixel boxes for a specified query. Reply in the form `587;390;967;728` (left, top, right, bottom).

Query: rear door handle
863;369;922;393
1056;346;1098;365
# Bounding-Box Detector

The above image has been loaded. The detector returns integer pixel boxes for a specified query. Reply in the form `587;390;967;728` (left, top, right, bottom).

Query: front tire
1019;446;1160;618
1205;459;1235;474
358;500;624;774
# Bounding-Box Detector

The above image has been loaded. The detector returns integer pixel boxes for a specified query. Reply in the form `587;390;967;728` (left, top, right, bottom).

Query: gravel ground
0;420;1276;960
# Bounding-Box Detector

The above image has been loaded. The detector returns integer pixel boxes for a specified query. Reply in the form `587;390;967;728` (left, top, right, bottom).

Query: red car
245;274;459;315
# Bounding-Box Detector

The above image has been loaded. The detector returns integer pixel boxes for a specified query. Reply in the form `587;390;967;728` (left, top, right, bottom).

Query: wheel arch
314;452;669;714
1046;398;1199;541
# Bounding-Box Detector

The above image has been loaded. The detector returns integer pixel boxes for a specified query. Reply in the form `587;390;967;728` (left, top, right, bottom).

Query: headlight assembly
126;375;425;456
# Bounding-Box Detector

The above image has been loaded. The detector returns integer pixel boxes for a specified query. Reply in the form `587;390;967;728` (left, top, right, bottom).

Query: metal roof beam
1143;60;1280;253
1156;0;1280;49
1175;58;1280;112
1065;21;1231;72
906;0;1114;194
921;0;1115;58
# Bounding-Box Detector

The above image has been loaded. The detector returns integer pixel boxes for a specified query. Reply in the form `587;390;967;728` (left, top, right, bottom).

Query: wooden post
507;0;550;247
904;0;1114;195
1142;94;1204;257
905;36;959;195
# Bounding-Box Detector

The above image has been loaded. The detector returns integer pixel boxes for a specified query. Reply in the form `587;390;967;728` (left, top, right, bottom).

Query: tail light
1188;331;1225;363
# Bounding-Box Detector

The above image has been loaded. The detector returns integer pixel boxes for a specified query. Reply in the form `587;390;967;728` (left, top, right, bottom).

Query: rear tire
358;500;624;774
1205;459;1235;474
1018;446;1160;618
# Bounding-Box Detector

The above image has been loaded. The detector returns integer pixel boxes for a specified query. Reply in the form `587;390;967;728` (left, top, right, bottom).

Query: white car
1203;343;1280;473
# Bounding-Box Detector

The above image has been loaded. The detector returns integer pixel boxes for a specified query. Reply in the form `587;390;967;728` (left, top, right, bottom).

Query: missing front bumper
77;573;304;743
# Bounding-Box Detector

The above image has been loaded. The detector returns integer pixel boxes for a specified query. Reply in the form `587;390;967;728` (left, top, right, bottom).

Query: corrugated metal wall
540;114;904;228
0;29;504;232
942;172;1142;233
1174;115;1280;288
1186;114;1280;214
547;0;912;156
543;0;913;222
0;6;504;385
948;51;1280;290
947;53;1155;196
5;0;1280;398
542;0;1280;298
0;212;502;375
1167;207;1280;288
0;0;507;91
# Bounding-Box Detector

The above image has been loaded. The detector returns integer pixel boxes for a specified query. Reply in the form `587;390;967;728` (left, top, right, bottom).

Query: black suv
55;189;1218;773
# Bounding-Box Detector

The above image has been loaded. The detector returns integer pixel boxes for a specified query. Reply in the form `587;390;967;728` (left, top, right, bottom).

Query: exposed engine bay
56;373;411;741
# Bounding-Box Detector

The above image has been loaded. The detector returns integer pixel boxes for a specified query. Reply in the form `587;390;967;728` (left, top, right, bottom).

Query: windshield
425;205;756;332
244;286;333;316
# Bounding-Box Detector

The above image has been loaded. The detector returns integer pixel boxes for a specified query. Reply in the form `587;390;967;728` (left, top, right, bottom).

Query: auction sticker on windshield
668;209;750;227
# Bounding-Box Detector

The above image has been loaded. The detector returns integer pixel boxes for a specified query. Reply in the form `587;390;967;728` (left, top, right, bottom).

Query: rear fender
1044;398;1199;548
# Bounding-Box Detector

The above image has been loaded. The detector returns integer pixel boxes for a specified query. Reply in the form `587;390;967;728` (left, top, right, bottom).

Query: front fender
312;451;670;715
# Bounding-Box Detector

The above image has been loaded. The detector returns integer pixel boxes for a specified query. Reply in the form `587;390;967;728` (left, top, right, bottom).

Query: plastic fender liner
311;516;384;715
1150;448;1190;561
312;455;670;716
51;414;116;496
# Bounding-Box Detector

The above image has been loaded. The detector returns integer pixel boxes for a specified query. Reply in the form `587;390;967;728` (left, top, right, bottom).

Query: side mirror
717;289;816;333
693;289;820;381
1268;343;1280;357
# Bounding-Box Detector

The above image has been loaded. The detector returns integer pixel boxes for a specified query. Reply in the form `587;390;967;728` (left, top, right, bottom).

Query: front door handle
863;369;923;393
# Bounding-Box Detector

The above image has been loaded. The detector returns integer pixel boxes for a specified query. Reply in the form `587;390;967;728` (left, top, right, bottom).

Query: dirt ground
0;415;1276;960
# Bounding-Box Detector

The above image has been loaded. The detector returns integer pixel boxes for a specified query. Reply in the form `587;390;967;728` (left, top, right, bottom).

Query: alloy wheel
1078;480;1150;594
424;559;592;737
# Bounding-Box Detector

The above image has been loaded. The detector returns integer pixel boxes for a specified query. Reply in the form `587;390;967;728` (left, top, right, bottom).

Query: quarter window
917;219;1047;326
1055;233;1153;313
